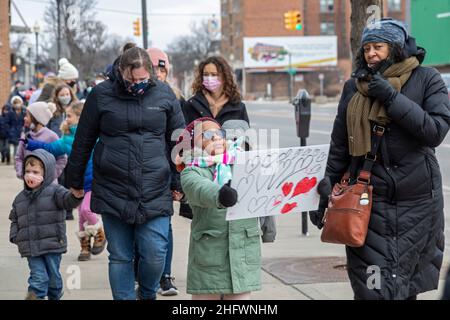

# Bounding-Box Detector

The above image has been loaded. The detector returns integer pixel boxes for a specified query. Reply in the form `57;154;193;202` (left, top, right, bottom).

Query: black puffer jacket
65;64;185;225
321;49;450;299
9;149;82;257
182;92;249;126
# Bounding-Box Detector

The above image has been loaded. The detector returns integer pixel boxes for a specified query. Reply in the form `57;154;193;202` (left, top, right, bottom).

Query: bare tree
167;19;220;90
44;0;107;79
350;0;384;68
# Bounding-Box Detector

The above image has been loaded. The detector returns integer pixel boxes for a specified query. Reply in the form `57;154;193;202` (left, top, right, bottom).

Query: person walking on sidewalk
57;58;81;100
48;84;78;221
6;96;26;164
64;44;185;300
0;105;10;164
15;102;67;182
146;46;183;296
25;102;106;262
309;18;450;300
178;117;261;300
8;149;83;300
48;84;78;137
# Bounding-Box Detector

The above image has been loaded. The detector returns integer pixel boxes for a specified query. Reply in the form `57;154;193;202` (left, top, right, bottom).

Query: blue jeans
27;254;63;300
163;220;173;276
102;214;169;300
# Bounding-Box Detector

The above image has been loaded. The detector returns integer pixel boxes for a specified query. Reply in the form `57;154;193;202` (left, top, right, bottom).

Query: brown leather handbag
320;125;385;248
320;171;373;247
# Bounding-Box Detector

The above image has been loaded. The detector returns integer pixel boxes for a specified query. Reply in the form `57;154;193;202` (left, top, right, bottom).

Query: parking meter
293;89;311;236
293;89;311;140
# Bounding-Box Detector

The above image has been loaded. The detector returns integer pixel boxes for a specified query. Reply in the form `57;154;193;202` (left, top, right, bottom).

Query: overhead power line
16;0;219;17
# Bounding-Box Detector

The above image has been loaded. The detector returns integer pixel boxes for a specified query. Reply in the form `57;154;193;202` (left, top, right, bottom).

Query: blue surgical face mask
125;79;150;95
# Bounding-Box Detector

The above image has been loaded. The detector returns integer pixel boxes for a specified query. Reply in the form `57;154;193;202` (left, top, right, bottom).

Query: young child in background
179;117;261;300
25;102;106;261
0;105;10;164
15;101;67;180
9;150;83;300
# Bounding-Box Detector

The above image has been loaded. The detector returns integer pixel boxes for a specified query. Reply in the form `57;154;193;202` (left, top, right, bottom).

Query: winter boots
76;221;107;261
91;226;106;255
77;232;91;261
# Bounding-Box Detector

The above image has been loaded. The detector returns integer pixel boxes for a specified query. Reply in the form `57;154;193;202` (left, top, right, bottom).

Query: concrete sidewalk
0;164;447;300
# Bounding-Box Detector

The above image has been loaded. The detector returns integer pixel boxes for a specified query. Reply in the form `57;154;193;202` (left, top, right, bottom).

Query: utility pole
288;52;294;101
141;0;148;48
57;0;61;66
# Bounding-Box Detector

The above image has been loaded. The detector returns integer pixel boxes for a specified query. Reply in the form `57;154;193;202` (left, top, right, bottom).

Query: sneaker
158;275;178;296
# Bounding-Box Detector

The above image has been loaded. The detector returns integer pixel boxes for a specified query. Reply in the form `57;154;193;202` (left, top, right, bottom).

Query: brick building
0;0;11;105
221;0;407;99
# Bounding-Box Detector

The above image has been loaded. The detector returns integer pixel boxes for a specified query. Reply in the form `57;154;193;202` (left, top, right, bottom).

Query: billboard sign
243;36;337;69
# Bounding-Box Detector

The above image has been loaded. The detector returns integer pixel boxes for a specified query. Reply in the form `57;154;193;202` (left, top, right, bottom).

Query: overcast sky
11;0;220;50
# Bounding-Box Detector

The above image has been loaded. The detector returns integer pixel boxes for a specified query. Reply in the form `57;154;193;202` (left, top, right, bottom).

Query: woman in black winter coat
310;19;450;300
183;56;249;127
65;44;185;300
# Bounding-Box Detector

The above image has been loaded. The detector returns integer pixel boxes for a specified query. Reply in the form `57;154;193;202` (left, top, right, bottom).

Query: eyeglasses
202;129;226;140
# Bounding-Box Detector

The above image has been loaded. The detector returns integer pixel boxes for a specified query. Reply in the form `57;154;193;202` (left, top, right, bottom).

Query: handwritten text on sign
226;145;329;221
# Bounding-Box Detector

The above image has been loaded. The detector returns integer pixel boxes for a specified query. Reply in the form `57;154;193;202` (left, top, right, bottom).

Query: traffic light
284;10;296;30
284;10;302;30
294;10;302;30
133;18;141;37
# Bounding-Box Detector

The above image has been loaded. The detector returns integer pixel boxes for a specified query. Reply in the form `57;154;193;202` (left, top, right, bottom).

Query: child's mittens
218;181;238;208
26;139;45;151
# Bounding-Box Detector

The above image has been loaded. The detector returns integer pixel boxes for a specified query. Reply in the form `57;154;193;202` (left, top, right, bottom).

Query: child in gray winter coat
9;149;83;300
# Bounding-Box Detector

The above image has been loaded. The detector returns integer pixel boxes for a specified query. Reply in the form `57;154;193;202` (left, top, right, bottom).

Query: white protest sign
226;145;329;221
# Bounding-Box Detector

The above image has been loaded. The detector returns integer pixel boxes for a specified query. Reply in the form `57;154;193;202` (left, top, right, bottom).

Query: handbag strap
358;124;386;182
342;124;385;185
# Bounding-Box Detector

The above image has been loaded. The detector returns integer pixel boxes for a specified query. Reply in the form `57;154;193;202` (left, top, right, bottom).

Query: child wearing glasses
177;117;261;300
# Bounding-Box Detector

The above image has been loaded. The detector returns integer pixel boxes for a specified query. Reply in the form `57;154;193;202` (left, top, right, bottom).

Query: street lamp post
33;21;40;85
26;42;33;88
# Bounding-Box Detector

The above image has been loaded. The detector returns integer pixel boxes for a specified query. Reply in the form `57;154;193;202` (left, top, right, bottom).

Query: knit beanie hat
57;58;79;80
147;48;170;73
361;18;408;48
10;95;24;105
27;102;57;126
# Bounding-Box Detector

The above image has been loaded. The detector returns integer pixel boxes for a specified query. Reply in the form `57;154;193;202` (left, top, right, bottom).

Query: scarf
186;137;244;186
204;91;229;118
346;56;419;156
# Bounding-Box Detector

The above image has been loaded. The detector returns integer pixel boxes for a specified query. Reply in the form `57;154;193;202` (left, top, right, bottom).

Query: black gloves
309;177;332;230
218;181;238;208
368;74;398;106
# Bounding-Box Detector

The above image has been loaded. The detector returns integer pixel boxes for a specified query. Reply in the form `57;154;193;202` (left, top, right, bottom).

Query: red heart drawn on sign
292;177;317;198
282;182;293;197
281;202;298;214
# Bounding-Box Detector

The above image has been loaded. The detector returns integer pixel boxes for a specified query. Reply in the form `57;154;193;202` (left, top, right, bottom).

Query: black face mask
67;81;77;88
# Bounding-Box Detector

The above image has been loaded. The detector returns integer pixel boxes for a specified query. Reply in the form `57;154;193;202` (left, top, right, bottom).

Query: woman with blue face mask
183;56;250;127
64;42;185;300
